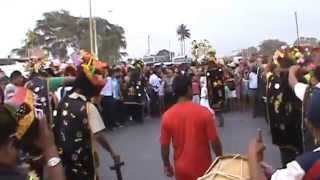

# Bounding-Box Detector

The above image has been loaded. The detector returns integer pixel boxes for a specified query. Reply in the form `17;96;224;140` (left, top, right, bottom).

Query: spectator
55;65;77;102
100;68;117;130
149;69;161;116
191;73;201;104
159;71;165;114
4;71;24;101
163;68;175;110
112;67;124;126
248;66;258;116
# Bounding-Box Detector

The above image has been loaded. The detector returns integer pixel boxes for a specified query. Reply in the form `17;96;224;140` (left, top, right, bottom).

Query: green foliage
177;24;191;55
12;10;127;62
259;39;287;57
177;24;191;41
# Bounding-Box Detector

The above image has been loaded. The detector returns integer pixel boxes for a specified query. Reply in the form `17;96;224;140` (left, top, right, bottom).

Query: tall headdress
80;50;108;88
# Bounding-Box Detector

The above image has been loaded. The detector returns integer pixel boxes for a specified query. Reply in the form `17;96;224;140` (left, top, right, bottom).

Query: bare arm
248;154;267;180
248;130;267;180
35;117;65;180
161;144;171;166
211;138;223;157
161;144;174;177
63;77;75;86
288;65;300;89
44;146;66;180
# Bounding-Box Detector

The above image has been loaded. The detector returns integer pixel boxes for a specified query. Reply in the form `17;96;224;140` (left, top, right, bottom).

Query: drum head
198;154;250;180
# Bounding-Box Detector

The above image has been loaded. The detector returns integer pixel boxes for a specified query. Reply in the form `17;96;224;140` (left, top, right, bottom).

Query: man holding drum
160;74;223;180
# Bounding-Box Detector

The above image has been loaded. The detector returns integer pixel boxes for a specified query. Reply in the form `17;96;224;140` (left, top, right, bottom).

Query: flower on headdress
297;58;305;64
79;50;108;88
273;50;285;65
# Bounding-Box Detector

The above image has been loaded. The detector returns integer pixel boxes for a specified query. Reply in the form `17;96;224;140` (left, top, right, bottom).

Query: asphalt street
98;109;281;180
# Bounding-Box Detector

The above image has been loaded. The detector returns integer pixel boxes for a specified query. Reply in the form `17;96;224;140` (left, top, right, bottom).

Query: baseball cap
307;87;320;128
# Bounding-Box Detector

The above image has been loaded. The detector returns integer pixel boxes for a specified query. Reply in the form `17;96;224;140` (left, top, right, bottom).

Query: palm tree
177;24;191;55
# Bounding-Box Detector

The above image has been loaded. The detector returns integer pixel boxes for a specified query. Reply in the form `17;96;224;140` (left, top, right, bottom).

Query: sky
0;0;319;58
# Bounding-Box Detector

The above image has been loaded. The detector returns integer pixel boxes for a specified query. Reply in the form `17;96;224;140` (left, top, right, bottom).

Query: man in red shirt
160;74;223;180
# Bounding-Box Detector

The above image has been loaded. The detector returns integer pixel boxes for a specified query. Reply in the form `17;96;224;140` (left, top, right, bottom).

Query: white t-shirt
149;74;161;92
248;72;258;89
200;76;207;88
159;80;165;96
294;82;320;101
100;77;113;96
271;147;320;180
200;86;208;99
4;83;16;101
55;86;73;102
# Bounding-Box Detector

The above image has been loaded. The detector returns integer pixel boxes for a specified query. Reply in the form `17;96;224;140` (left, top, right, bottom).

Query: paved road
98;109;281;180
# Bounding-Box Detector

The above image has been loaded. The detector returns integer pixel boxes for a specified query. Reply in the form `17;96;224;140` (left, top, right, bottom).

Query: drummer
248;86;320;179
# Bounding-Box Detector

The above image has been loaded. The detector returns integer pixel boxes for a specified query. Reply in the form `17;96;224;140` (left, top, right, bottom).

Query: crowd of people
0;46;319;180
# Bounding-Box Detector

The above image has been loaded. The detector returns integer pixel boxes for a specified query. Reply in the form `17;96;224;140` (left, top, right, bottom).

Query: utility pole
295;11;300;46
89;0;94;54
93;18;99;58
147;35;151;55
169;40;172;61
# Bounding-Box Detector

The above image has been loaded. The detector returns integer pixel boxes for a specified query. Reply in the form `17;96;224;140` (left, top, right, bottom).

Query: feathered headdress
80;50;108;88
273;46;311;67
207;48;217;64
25;48;49;74
131;59;144;70
6;87;35;140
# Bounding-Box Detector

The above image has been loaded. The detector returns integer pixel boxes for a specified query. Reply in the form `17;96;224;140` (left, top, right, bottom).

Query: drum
197;154;249;180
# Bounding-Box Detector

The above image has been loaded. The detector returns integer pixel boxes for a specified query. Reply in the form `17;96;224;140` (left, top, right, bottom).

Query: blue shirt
111;77;121;100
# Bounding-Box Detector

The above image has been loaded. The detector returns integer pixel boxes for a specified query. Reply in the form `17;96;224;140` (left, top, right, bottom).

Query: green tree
259;39;287;57
237;46;258;58
12;10;127;62
177;24;191;56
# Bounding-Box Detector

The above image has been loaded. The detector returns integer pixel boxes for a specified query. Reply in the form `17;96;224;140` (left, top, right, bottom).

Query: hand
34;116;56;152
112;154;121;164
248;129;266;162
164;164;174;177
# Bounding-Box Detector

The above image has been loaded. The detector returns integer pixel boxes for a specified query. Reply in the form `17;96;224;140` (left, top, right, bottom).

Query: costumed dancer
266;47;304;166
288;47;320;153
8;50;74;179
0;98;65;179
123;60;146;123
24;52;74;124
52;51;121;180
205;49;225;127
248;81;320;179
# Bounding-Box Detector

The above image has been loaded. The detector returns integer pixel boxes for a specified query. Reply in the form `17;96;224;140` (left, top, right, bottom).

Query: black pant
125;103;144;124
150;90;159;116
216;111;224;126
101;96;116;128
114;99;125;124
164;92;176;110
